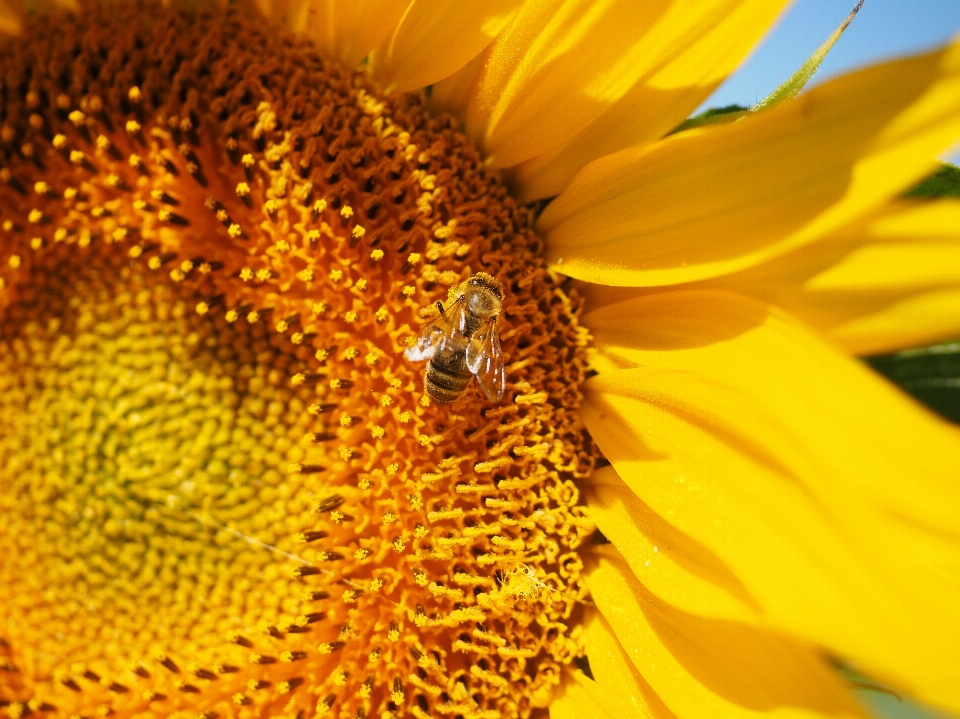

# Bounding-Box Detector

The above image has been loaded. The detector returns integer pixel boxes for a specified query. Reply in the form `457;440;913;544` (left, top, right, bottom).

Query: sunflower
1;2;959;719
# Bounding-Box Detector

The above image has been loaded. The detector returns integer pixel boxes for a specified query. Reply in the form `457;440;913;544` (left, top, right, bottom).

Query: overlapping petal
704;198;960;354
539;41;960;287
585;465;761;622
289;0;408;68
573;610;677;719
549;676;609;719
580;289;960;712
433;0;788;171
583;549;867;718
369;0;520;93
509;0;789;201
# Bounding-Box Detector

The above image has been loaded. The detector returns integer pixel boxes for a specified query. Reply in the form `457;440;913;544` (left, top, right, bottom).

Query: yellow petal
464;0;789;170
549;676;610;719
582;289;960;712
429;48;486;122
585;465;761;621
289;0;408;68
806;200;960;291
509;0;789;201
585;548;868;718
707;199;960;354
825;287;960;354
578;610;678;719
539;42;960;286
370;0;521;93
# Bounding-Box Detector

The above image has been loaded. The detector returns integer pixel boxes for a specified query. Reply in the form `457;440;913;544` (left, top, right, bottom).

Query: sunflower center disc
0;4;596;718
0;250;318;668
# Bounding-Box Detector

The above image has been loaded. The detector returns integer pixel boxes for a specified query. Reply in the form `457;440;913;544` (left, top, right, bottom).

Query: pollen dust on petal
0;4;597;719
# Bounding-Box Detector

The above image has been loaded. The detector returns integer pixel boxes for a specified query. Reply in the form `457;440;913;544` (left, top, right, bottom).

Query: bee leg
436;301;445;314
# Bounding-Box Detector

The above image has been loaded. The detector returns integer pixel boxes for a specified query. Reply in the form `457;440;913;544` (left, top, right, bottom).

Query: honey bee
405;272;506;404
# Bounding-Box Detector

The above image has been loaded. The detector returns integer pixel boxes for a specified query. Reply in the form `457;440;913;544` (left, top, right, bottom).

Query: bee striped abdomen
425;350;472;404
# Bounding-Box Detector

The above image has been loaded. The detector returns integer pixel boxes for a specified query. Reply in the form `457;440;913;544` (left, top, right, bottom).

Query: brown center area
0;4;596;718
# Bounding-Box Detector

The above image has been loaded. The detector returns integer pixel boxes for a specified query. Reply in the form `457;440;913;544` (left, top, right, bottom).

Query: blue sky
700;0;960;163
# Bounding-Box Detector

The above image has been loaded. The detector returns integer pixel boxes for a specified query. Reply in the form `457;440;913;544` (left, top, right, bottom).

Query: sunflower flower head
0;5;596;718
5;1;960;718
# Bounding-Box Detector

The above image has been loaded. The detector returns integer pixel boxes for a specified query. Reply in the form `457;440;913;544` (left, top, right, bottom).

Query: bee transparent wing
405;297;466;362
466;318;505;401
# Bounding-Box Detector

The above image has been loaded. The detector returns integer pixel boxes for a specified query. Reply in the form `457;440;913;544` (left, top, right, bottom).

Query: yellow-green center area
0;249;317;676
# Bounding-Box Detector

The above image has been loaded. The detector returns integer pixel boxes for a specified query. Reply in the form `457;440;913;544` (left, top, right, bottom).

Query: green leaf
903;163;960;198
866;342;960;424
752;0;865;113
670;104;748;135
671;1;864;134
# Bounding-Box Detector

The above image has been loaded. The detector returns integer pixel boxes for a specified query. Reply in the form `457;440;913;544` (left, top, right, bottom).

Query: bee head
467;272;504;298
466;273;504;318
